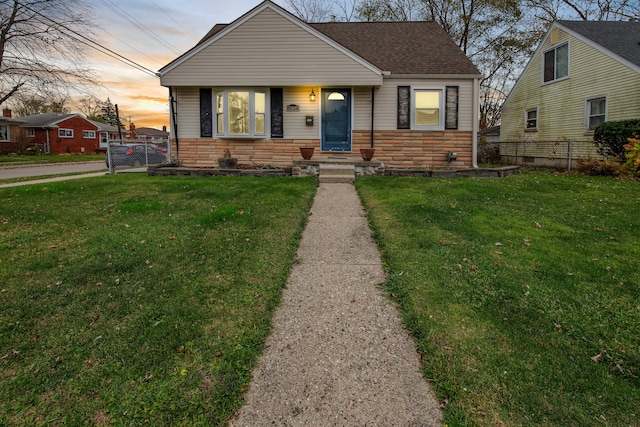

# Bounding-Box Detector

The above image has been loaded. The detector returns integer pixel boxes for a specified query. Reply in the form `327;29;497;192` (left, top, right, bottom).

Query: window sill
216;135;268;140
525;128;538;132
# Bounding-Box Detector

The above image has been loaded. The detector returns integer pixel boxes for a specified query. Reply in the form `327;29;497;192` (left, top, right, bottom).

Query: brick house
18;113;125;154
158;0;482;169
0;108;28;155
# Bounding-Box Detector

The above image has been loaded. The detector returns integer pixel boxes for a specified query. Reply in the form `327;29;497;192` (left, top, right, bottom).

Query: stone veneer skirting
170;130;473;169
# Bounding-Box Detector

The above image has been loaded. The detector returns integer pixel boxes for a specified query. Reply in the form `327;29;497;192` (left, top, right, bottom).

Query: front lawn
0;175;316;426
357;171;640;426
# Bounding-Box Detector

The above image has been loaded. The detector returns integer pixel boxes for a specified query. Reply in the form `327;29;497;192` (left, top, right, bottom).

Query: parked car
106;144;167;167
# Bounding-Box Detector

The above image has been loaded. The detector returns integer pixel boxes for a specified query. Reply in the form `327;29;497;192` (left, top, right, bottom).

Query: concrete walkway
232;183;442;426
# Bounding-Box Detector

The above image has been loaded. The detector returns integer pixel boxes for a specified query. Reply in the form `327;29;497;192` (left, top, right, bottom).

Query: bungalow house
130;125;170;144
158;0;482;169
501;21;640;164
18;113;126;154
0;108;28;155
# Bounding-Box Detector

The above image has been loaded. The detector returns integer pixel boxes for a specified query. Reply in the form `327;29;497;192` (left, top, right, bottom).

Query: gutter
168;87;179;156
370;86;375;148
472;77;479;168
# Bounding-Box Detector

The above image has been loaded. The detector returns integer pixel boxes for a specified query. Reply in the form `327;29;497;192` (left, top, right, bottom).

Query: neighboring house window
0;125;8;141
586;97;606;130
412;88;444;130
215;90;267;137
83;130;96;138
28;128;35;137
59;129;73;138
526;108;538;130
543;42;568;83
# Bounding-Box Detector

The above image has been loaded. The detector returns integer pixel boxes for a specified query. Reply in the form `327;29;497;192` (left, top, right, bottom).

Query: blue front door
321;89;351;152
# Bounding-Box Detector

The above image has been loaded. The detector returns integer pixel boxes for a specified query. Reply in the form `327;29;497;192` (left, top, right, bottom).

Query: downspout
472;77;480;168
370;86;375;148
168;86;179;156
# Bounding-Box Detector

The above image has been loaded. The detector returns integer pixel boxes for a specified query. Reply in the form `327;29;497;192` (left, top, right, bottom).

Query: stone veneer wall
171;130;473;169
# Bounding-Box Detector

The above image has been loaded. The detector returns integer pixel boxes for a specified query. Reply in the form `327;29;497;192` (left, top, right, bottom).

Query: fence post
567;139;572;171
106;139;114;174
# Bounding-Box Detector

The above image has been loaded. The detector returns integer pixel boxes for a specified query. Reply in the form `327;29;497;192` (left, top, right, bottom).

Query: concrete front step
319;175;354;183
319;164;355;183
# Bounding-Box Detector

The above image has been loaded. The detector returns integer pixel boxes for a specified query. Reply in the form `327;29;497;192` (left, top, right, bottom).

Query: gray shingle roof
18;113;77;128
558;20;640;67
310;21;480;75
194;14;480;76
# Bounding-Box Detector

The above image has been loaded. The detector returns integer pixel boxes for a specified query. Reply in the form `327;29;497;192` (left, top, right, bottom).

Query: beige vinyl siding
174;87;201;139
375;78;474;131
282;87;320;139
502;28;640;142
354;87;372;130
161;7;382;87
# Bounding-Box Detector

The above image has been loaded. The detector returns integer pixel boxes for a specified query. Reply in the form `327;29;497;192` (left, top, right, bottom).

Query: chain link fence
478;139;604;170
106;140;170;174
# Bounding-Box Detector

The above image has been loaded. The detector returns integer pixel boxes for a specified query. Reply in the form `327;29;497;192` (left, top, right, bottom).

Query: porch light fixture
447;151;458;162
309;89;316;102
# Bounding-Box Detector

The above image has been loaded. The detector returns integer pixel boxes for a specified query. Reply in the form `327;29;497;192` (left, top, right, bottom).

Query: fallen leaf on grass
591;352;603;362
215;351;223;357
595;227;603;232
495;242;503;247
170;236;177;240
178;345;185;353
534;221;542;229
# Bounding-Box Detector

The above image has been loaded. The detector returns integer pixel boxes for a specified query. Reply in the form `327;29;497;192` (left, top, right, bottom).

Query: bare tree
526;0;639;22
12;91;70;116
284;0;334;22
75;95;105;120
0;0;97;106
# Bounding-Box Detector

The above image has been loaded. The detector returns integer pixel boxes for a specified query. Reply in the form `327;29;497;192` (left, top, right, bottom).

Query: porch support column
472;77;479;168
370;86;375;148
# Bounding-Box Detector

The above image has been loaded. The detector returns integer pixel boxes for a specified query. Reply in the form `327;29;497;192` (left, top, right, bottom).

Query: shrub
575;158;625;177
593;119;640;161
624;138;640;177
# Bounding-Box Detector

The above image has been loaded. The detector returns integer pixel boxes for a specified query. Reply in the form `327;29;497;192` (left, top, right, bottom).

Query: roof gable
503;20;640;108
160;1;382;80
160;0;480;84
557;20;640;70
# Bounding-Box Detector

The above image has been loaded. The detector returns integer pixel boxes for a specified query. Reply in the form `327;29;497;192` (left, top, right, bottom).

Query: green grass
0;175;316;426
356;171;640;426
0;154;104;165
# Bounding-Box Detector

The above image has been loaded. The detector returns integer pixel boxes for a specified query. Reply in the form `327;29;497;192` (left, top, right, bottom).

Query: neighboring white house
501;20;640;164
158;0;482;169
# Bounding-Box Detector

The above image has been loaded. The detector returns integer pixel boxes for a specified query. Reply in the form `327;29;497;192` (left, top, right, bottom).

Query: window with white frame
543;42;568;83
83;130;96;138
215;89;266;137
0;125;8;141
28;128;35;137
412;88;444;130
59;128;73;138
525;108;538;130
586;97;606;130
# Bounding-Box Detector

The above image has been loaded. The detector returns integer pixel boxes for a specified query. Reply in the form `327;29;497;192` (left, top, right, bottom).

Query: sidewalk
232;183;442;426
0;172;107;188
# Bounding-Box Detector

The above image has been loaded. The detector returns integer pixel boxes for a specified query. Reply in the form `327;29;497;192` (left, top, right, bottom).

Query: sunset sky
83;0;287;129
